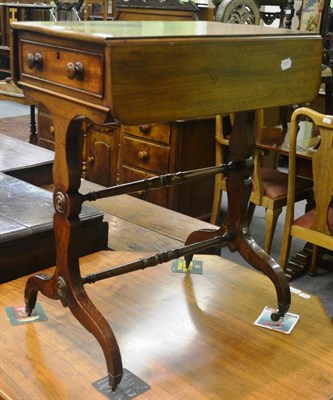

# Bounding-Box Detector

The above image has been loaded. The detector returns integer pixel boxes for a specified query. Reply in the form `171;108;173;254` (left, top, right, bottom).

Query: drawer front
38;109;55;141
122;136;169;174
121;165;168;208
85;123;120;187
38;109;55;150
121;123;171;144
20;39;103;98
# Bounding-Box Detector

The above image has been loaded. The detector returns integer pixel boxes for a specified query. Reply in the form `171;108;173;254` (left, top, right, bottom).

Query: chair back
308;113;333;235
279;107;332;272
288;107;333;237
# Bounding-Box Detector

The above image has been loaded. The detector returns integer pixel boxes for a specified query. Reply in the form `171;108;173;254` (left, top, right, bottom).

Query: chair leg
308;245;318;276
210;176;223;225
325;81;332;116
29;105;37;145
247;202;256;225
264;207;282;254
279;234;292;271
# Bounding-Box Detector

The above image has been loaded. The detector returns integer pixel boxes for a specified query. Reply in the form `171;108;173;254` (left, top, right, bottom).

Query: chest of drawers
119;118;215;219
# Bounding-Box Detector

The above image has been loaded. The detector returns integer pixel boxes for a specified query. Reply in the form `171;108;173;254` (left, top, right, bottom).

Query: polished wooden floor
1;251;332;400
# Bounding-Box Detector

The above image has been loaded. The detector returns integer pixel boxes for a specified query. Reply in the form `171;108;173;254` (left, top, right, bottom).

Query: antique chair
84;0;109;20
279;107;333;275
210;111;314;255
213;0;290;27
51;0;85;20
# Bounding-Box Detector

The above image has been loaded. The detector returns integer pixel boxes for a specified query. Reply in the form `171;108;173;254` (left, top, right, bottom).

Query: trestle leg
185;111;290;319
23;115;123;389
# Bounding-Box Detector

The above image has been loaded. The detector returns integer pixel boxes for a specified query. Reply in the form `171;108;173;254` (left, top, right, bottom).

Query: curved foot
184;227;227;266
237;226;291;318
25;273;59;315
271;311;283;322
65;283;123;390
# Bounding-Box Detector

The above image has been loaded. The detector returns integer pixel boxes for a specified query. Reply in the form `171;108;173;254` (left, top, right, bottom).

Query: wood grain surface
1;252;332;399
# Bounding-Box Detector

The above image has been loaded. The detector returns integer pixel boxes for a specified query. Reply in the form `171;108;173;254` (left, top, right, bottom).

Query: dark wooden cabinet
82;121;120;187
119;119;215;219
38;106;120;187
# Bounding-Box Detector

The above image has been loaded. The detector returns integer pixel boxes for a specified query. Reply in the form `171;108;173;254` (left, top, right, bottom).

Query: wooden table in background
257;135;320;179
1;252;332;400
0;134;53;184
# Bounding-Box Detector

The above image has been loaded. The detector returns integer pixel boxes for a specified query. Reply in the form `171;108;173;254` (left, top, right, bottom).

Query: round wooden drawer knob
139;125;151;134
49;125;55;134
66;62;84;80
26;52;43;70
88;156;95;163
137;151;148;160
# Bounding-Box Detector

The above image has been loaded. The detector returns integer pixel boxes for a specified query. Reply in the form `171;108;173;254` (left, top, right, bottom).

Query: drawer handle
27;53;43;70
137;151;148;160
88;156;95;163
66;62;84;80
49;125;55;134
139;125;151;134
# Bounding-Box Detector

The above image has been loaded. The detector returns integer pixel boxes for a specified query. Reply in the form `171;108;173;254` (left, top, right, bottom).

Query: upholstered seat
293;208;333;233
211;113;314;255
258;167;312;199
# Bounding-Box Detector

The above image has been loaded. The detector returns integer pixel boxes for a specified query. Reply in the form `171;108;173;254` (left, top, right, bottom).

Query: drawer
121;123;171;145
122;136;169;174
20;39;103;98
121;165;168;208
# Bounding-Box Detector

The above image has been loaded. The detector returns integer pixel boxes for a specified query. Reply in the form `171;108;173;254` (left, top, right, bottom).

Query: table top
1;252;332;399
10;20;321;40
11;21;323;125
